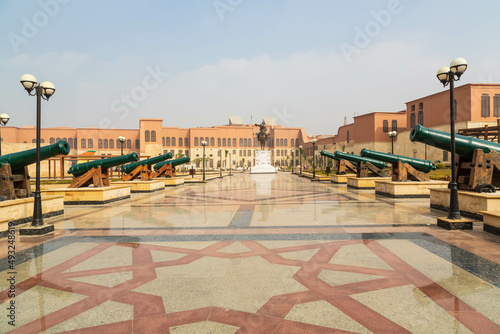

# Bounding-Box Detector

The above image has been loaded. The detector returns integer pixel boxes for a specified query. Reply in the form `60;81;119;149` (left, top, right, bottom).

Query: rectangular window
411;105;415;112
443;151;448;162
482;94;490;117
382;120;388;132
410;113;416;128
418;102;423;110
494;94;500;117
392;120;397;132
418;111;424;125
346;131;349;143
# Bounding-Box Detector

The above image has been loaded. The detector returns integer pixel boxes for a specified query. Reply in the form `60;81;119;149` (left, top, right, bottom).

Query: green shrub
435;163;446;169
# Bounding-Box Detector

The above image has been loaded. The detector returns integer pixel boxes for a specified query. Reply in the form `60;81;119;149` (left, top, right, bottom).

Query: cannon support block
153;164;176;178
357;162;390;178
122;164;152;181
68;166;110;188
0;164;32;200
393;161;429;182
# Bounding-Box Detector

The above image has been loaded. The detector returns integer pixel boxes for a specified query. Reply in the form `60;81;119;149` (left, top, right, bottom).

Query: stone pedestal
331;174;356;184
112;180;164;193
347;177;391;189
375;180;449;198
42;185;131;205
430;188;500;220
251;150;277;174
480;211;500;236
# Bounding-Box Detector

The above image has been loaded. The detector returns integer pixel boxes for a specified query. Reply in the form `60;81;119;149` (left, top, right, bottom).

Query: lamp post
201;140;207;181
388;131;397;154
0;113;10;156
20;74;55;230
311;139;317;179
436;57;468;221
118;136;126;178
219;148;223;178
299;145;303;176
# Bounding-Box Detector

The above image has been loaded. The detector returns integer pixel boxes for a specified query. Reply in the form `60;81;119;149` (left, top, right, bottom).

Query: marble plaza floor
1;172;500;333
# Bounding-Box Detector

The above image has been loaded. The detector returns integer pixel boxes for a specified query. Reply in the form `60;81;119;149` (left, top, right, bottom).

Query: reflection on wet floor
0;172;499;333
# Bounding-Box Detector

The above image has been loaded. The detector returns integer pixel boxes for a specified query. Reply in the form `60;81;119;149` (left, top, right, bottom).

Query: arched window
284;139;288;146
56;137;61;142
104;139;108;149
205;137;209;145
172;137;176;146
276;138;279;146
222;138;226;146
233;138;236;147
280;139;284;146
145;130;150;142
244;138;248;147
88;139;93;148
185;138;189;146
165;137;171;146
210;137;215;146
68;138;73;148
135;139;140;148
228;138;231;147
41;138;45;143
50;137;55;144
126;139;131;148
151;131;157;142
109;139;114;149
218;138;221;146
162;137;165;146
239;138;243;147
99;139;103;148
179;137;183;147
194;137;198;146
291;139;294;147
81;139;86;148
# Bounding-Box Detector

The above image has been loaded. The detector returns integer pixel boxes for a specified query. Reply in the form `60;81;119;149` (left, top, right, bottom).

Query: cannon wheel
475;183;496;193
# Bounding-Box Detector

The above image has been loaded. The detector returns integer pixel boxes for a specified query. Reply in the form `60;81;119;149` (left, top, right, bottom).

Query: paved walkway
1;172;499;333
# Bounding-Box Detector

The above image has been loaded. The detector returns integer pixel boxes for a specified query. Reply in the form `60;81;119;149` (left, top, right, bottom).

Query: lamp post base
19;224;55;235
436;217;473;230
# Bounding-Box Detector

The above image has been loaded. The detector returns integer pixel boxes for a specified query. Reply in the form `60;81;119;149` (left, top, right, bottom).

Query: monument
251;120;277;174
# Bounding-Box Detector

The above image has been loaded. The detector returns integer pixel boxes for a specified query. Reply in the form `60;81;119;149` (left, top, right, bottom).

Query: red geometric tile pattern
1;240;499;333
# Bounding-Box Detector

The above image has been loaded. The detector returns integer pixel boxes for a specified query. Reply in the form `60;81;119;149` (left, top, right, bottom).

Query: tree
175;152;184;159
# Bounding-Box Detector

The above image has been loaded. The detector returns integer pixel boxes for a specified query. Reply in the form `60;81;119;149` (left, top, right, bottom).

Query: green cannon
153;156;190;178
120;152;173;175
0;140;70;170
0;140;70;200
410;124;500;159
320;150;357;174
67;153;138;188
360;149;436;173
410;124;500;192
68;153;139;177
334;151;389;178
334;151;387;169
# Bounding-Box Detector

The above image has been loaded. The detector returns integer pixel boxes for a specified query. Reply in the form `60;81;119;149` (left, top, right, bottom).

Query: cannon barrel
334;151;388;169
320;150;357;167
154;156;190;170
410;124;500;160
120;152;173;174
360;148;436;173
0;140;70;171
68;152;139;177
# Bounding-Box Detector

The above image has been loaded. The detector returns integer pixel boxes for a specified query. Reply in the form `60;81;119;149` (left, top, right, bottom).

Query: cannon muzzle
0;140;70;171
360;148;436;173
410;124;500;160
120;152;173;174
68;152;139;177
334;151;388;169
154;156;190;170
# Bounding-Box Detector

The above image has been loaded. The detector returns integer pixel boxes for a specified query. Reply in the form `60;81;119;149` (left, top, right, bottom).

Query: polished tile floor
1;172;500;333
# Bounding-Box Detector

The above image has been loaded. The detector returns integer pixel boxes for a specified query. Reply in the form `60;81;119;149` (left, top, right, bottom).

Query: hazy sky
1;0;499;136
